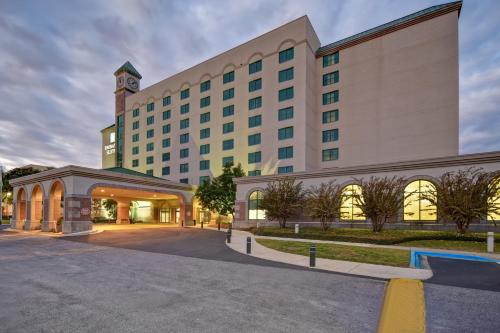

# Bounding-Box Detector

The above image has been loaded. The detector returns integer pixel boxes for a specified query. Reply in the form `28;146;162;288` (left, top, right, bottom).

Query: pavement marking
377;278;426;333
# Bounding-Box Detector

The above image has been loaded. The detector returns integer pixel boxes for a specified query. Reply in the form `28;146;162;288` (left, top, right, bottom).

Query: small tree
350;176;409;232
102;199;117;220
422;168;500;234
260;177;304;228
305;181;344;231
195;162;245;221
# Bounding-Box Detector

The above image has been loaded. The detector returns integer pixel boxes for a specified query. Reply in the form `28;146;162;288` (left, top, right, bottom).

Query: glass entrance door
160;208;170;223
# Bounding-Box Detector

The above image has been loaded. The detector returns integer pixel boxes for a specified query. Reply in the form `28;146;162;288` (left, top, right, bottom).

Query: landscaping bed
251;227;499;253
256;239;410;267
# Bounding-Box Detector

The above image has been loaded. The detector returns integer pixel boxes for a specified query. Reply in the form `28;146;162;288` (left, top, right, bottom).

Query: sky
0;0;499;170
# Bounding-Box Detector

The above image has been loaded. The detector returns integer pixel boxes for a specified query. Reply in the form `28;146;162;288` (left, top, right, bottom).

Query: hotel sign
104;143;116;155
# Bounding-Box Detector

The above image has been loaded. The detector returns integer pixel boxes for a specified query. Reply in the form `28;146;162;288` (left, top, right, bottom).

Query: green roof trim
103;167;159;179
114;61;142;79
317;1;462;55
100;124;115;132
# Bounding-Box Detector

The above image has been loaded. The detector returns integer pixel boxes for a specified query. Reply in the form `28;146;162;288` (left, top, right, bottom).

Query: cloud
0;0;499;170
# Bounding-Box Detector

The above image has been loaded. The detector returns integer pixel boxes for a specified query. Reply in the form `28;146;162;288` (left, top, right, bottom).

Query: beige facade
103;2;461;185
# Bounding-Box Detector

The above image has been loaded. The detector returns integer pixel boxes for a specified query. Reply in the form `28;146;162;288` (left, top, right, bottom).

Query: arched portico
43;180;65;232
11;187;28;230
25;184;44;230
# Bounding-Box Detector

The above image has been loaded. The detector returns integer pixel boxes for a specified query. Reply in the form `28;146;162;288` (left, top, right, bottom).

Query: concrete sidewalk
224;229;433;280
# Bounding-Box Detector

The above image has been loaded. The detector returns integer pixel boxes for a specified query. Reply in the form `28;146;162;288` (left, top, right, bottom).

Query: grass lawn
251;227;500;253
256;239;410;267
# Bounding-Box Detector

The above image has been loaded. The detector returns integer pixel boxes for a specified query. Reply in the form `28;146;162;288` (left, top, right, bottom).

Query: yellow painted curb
377;278;426;333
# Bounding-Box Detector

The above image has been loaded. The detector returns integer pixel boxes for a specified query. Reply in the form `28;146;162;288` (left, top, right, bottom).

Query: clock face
117;76;124;88
127;77;139;90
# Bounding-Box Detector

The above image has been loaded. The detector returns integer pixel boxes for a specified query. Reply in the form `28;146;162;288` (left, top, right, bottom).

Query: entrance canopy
9;165;195;234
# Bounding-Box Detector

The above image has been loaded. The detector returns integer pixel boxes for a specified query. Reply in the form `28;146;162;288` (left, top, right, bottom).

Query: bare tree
350;176;410;232
305;181;344;231
260;177;304;228
422;168;500;234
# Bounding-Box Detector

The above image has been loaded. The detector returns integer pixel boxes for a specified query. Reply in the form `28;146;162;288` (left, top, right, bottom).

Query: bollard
201;220;204;229
218;221;221;231
309;244;316;268
487;232;494;253
295;224;299;234
227;229;232;243
247;236;252;254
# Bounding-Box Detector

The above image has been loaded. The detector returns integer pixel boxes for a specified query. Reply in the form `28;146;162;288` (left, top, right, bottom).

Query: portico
9;166;194;234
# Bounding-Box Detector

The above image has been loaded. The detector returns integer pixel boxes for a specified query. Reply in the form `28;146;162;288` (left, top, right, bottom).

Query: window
248;190;265;220
200;112;210;123
248;78;262;92
162;124;171;134
340;185;365;221
223;105;234;117
132;146;139;155
200;128;210;139
200;160;210;170
223;88;234;100
200;80;211;92
278;146;293;159
200;144;210;155
278;87;294;102
180;133;189;144
146;129;154;138
180;103;190;114
132;159;139;167
278;166;293;174
322;129;339;142
199;176;210;185
322;90;339;105
248;96;262;110
163;110;171;120
223;71;234;84
146;170;154;176
323;51;339;67
248;170;261;176
146;156;154;165
248;115;261;128
162;138;171;148
147;102;154;112
322;148;339;161
162;152;170;161
180;163;189;173
180;88;190;100
162;166;170;175
180;118;190;129
132;121;139;130
163;96;171;106
248;151;261;164
133;108;139;117
248;133;261;146
322;110;339;123
146;115;154;126
279;47;294;63
132;133;139;142
404;180;437;221
249;60;262;74
322;71;340;86
222;139;234;151
278;67;294;82
278;106;294;121
222;122;234;134
278;126;294;140
222;156;234;166
180;178;189;184
146;142;154;152
200;96;211;108
180;148;189;158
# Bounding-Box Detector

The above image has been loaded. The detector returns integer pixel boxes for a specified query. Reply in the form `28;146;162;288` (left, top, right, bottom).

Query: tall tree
195;162;245;220
305;181;344;231
422;168;500;234
2;167;42;193
260;177;304;228
350;176;410;232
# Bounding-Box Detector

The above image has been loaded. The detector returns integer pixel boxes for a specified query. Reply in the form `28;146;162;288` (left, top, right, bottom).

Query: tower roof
114;61;142;79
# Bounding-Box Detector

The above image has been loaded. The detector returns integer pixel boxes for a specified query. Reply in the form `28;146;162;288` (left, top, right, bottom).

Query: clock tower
113;61;142;167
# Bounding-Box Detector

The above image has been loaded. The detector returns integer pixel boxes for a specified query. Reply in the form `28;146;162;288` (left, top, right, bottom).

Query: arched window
340;185;365;221
404;180;437;221
248;190;265;220
488;178;500;221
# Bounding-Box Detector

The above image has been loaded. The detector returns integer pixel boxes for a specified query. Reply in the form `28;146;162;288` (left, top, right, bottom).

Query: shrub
305;181;344;231
260;177;304;228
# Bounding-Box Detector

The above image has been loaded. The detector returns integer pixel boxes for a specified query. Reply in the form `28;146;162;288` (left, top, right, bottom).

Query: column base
62;220;92;234
42;220;57;232
24;220;42;230
11;220;25;230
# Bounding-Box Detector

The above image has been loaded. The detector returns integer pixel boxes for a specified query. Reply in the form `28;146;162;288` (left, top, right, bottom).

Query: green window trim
132;146;139;155
163;110;171;120
147;115;155;125
200;144;210;155
162;152;170;161
223;71;235;84
322;110;339;123
180;103;190;114
322;71;340;86
180;163;189;173
322;148;339;161
222;156;234;166
322;90;339;105
200;128;211;139
248;115;262;128
223;105;234;117
200;160;210;170
162;124;171;134
132;108;140;117
200;80;211;93
248;78;262;92
278;87;294;102
147;102;155;112
132;159;139;167
248;151;262;164
180;88;190;100
162;138;171;148
132;133;139;142
200;96;211;108
163;96;171;106
249;60;262;74
180;133;189;144
279;47;294;63
132;121;139;130
223;88;234;101
222;139;234;151
277;166;293;174
323;52;339;67
146;156;154;165
146;142;154;152
278;67;294;82
180;118;189;129
278;106;294;121
278;126;294;140
146;129;154;138
179;178;189;184
248;170;261;176
248;96;262;110
248;133;261;146
278;146;293;159
222;122;234;134
199;176;210;185
162;166;170;175
322;128;339;142
180;148;189;158
200;112;210;123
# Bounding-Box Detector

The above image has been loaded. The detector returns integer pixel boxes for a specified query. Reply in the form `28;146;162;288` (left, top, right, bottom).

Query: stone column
64;196;92;234
41;199;53;232
116;200;131;224
10;202;17;229
23;201;31;230
180;203;193;226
